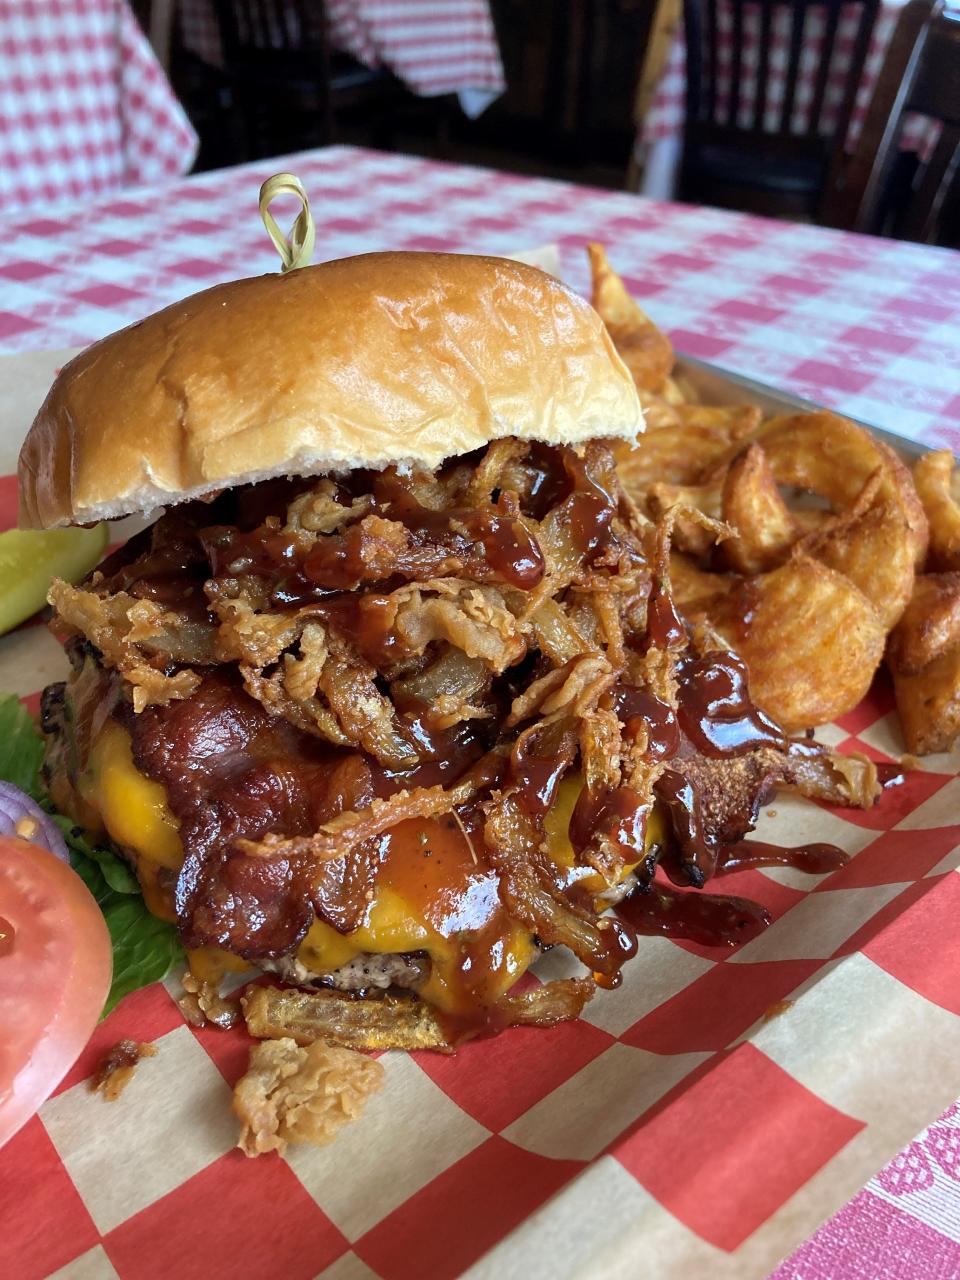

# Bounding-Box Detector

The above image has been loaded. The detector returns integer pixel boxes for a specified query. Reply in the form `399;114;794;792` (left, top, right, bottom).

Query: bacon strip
235;751;506;866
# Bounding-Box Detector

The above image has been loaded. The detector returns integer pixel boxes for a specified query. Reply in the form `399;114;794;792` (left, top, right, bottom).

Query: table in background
636;0;937;200
0;147;957;1278
0;0;197;215
179;0;506;118
0;146;954;447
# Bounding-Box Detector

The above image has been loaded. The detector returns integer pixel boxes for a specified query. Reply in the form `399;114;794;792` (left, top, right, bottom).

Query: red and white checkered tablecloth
179;0;505;117
0;146;955;447
0;0;198;216
640;0;932;155
0;148;958;1280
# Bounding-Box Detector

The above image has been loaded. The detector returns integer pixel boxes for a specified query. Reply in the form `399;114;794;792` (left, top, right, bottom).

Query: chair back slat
809;0;843;133
217;0;322;55
704;0;719;121
780;0;808;135
684;0;880;139
729;0;745;126
826;1;960;243
900;124;960;241
685;0;703;120
911;24;960;122
680;0;889;218
249;0;267;46
753;0;775;131
820;0;883;195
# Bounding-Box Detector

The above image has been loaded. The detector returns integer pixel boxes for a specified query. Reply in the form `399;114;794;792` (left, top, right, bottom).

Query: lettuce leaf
54;816;141;895
71;847;183;1015
0;692;183;1015
0;694;45;798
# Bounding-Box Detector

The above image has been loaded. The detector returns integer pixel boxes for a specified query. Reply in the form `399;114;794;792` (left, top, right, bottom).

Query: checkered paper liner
0;365;959;1280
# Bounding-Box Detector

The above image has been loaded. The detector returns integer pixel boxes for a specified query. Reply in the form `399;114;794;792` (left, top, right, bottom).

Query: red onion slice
0;784;70;862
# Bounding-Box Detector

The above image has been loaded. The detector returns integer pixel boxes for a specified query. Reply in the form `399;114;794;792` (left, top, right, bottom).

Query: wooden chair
826;0;960;246
214;0;403;159
680;0;880;217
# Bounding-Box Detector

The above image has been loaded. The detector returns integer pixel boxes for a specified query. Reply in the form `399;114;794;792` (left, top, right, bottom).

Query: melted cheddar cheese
81;725;664;1014
81;722;182;869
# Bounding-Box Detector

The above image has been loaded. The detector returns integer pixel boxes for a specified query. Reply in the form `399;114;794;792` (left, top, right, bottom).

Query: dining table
0;0;198;215
0;146;958;1280
636;0;942;200
178;0;506;118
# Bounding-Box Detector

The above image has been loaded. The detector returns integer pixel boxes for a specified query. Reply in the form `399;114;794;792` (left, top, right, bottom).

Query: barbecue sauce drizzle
202;475;546;601
88;454;859;1002
670;651;848;886
618;883;772;948
603;573;851;946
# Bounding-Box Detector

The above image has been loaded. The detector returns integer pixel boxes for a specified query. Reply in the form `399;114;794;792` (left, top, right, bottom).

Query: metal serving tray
673;352;933;462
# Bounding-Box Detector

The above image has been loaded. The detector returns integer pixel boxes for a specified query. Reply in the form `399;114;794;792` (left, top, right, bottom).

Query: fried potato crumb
233;1037;384;1157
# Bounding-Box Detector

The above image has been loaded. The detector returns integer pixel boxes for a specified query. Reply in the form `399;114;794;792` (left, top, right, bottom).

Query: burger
20;252;878;1050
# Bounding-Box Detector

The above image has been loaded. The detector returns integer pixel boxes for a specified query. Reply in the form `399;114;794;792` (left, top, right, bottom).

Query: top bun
18;251;642;530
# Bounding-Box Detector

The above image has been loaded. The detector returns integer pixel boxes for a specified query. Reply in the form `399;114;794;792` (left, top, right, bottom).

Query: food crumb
179;972;241;1029
899;754;921;772
762;999;794;1023
90;1040;158;1101
766;809;777;818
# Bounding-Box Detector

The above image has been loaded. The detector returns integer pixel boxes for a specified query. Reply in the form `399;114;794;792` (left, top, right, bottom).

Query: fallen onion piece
243;984;453;1051
497;977;596;1025
0;784;69;862
242;977;596;1052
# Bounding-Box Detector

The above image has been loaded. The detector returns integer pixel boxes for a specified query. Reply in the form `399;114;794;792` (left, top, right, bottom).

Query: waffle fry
591;245;954;752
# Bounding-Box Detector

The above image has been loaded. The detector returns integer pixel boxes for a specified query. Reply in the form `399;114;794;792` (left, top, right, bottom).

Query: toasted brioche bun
18;252;642;530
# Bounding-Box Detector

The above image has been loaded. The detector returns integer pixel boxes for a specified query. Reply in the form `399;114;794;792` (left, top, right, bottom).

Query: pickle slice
0;525;108;635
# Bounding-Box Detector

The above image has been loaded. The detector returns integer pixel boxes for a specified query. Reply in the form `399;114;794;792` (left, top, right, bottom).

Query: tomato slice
0;836;112;1146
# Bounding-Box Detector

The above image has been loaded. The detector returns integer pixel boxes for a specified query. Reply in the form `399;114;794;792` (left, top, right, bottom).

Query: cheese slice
82;721;182;870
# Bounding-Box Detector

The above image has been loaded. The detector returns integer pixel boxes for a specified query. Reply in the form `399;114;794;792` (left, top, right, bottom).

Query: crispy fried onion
242;978;596;1052
233;1035;384;1156
391;646;492;730
210;592;418;764
190;580;522;764
179;972;242;1029
782;741;879;809
285;480;374;534
391;581;526;671
48;581;204;712
658;742;879;887
484;788;637;979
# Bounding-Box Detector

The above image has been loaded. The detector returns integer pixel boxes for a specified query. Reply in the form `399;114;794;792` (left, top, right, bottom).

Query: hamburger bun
18;252;642;530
